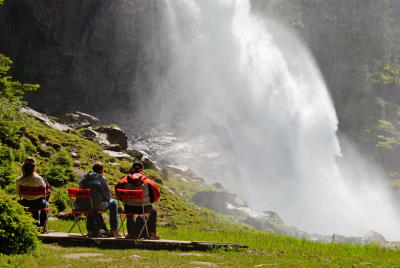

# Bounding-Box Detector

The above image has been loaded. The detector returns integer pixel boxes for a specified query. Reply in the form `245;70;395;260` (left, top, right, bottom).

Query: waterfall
140;0;400;239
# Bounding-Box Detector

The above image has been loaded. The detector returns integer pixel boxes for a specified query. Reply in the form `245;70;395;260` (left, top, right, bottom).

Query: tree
0;54;39;104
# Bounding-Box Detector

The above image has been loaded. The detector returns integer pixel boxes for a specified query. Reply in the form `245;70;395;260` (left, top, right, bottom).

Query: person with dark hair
116;161;161;239
74;162;121;238
16;157;49;230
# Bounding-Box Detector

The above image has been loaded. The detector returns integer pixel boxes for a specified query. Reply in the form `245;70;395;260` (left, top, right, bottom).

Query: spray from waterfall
141;0;400;239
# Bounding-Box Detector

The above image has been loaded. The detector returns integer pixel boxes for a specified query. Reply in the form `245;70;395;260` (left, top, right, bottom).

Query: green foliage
378;63;400;87
378;119;395;132
144;169;163;184
0;190;39;255
0;145;14;185
52;149;73;167
43;150;75;187
52;189;68;212
0;54;39;104
0;54;38;149
0;98;26;148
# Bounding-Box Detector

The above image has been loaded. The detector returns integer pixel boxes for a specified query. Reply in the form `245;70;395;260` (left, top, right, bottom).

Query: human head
131;161;144;173
22;157;36;177
92;162;104;174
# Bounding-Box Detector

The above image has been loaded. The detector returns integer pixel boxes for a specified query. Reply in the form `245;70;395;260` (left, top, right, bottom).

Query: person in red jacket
116;161;161;240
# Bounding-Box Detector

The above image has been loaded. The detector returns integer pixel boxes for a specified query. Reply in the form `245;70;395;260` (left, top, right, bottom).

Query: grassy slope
2;113;400;266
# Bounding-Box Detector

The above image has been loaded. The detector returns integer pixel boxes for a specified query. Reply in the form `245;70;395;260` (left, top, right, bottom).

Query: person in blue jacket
74;162;121;238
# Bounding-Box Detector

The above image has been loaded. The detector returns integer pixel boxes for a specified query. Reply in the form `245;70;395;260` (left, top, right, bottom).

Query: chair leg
67;213;85;236
119;214;127;237
42;210;49;233
138;215;149;239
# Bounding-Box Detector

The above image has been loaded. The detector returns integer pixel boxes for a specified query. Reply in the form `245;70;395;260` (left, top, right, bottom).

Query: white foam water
140;0;400;239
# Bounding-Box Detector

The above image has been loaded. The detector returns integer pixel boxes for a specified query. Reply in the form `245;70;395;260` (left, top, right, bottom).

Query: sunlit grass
32;219;400;267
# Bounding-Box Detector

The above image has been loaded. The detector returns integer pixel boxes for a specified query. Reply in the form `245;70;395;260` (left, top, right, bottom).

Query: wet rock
82;128;97;140
143;157;158;170
363;230;386;243
161;168;169;181
103;150;131;159
212;182;224;189
192;191;236;214
101;143;122;151
55;111;99;128
125;148;144;159
96;126;128;151
193;176;205;183
178;175;188;182
21;107;71;132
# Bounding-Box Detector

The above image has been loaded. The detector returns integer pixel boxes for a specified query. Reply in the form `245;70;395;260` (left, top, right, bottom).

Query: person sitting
16;157;49;232
116;161;161;240
74;162;121;238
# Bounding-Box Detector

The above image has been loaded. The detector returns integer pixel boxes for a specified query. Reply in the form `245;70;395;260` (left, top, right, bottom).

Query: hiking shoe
149;232;160;240
87;231;101;237
125;233;137;239
113;230;122;238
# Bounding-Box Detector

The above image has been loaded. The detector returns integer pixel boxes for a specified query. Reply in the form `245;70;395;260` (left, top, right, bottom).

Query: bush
45;166;70;187
43;150;76;187
0;145;13;185
52;149;73;167
0;191;39;254
53;189;68;212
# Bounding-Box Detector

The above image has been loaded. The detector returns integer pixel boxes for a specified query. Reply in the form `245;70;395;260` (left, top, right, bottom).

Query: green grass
2;221;400;267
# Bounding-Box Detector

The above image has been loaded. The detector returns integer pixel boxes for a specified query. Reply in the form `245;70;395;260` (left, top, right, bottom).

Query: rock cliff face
0;0;167;116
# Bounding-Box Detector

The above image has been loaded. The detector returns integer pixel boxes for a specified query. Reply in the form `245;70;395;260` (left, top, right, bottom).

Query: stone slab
39;232;247;251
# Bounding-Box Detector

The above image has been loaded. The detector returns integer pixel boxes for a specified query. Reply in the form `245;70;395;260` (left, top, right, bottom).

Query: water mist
135;0;400;240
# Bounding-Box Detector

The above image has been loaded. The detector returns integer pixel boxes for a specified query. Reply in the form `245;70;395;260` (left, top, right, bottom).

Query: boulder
103;150;131;159
212;182;224;189
363;230;386;243
143;157;158;170
125;148;144;159
96;126;128;151
55;111;100;128
21;107;71;132
193;177;205;183
192;191;236;214
82;128;98;140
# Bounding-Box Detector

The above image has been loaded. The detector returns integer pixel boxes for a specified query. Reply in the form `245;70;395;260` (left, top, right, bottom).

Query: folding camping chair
67;188;96;236
18;185;52;233
116;189;151;238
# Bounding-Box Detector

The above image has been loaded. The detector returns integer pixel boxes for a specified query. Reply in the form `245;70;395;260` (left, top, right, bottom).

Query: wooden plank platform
39;232;248;251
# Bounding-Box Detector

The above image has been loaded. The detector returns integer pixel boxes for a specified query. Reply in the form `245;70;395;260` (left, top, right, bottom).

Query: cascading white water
144;0;400;239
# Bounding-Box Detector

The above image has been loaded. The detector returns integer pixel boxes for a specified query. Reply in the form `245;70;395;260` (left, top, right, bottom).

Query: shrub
43;150;76;187
45;166;70;187
53;190;68;212
0;145;13;185
52;149;73;167
0;191;39;254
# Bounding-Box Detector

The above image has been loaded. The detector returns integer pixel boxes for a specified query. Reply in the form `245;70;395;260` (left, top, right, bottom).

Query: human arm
100;176;111;201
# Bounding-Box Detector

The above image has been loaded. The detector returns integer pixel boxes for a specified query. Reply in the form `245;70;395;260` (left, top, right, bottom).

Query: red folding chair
116;189;151;238
18;185;52;232
67;188;95;236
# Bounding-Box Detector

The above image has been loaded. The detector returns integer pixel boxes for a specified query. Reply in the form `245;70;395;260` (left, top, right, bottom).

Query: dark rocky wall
0;0;167;116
